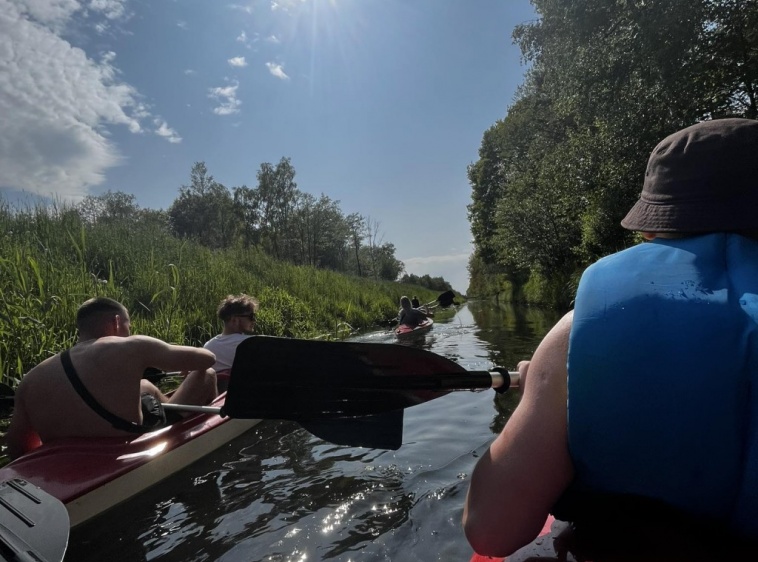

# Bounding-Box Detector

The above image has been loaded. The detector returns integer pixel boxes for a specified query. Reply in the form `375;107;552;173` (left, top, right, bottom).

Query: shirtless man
6;297;218;460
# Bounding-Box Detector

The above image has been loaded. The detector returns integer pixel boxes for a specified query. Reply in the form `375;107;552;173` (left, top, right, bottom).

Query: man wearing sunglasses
203;293;259;374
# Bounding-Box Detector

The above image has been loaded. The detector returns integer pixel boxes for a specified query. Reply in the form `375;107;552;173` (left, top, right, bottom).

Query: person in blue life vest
203;294;259;373
462;118;758;557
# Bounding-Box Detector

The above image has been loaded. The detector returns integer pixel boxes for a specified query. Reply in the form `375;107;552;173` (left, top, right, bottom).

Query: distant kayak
394;317;433;339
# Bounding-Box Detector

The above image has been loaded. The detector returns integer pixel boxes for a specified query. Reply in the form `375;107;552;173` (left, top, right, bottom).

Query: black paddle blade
222;336;493;420
436;290;456;307
0;479;69;562
0;383;14;418
300;410;404;450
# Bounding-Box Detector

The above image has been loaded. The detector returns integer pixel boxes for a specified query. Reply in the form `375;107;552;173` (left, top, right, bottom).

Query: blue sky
1;0;536;293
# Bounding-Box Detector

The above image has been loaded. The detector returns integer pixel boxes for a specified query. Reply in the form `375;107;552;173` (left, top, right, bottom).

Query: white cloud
265;34;280;44
270;0;306;13
87;0;127;20
266;62;289;80
154;119;182;143
176;20;188;29
184;69;196;75
228;56;247;67
0;0;179;200
208;83;241;115
236;31;249;47
12;0;81;31
229;3;255;15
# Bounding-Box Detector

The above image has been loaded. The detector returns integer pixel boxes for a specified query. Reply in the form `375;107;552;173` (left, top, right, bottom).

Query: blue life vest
567;233;758;537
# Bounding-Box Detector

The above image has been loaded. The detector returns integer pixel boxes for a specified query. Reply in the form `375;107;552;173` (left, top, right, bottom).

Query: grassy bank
0;202;448;388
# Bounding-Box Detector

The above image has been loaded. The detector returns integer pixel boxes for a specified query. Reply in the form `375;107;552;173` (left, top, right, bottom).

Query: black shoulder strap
60;349;144;434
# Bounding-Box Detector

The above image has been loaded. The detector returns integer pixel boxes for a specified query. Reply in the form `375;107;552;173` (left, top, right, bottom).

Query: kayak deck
0;392;260;527
394;317;434;338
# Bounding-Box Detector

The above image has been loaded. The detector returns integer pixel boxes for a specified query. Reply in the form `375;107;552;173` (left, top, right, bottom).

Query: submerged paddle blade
0;479;69;562
222;336;500;420
300;410;404;450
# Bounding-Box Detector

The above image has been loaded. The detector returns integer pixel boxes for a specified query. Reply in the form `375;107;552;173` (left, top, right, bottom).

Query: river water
66;301;562;562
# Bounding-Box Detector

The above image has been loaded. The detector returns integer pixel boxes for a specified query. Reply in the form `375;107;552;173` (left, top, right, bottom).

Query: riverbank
0;203;456;387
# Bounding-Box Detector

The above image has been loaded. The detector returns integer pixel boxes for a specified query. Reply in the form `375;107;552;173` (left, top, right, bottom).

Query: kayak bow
0;392;259;528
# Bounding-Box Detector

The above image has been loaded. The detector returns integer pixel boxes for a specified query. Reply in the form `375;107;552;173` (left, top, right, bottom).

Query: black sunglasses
234;313;256;321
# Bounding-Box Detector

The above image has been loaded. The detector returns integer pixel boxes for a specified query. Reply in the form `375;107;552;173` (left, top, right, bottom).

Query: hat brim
621;196;758;233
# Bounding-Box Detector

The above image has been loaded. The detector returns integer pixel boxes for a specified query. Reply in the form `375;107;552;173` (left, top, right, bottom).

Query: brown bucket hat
621;118;758;233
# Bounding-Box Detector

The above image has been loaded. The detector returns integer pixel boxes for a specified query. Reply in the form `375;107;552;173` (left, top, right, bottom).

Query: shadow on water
66;301;558;562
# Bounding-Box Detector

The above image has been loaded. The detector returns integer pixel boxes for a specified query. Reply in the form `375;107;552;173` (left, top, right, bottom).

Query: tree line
78;158;412;283
467;0;757;307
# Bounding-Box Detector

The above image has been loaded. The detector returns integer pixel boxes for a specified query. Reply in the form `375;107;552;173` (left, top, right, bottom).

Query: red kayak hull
470;515;558;562
394;318;433;338
0;392;259;527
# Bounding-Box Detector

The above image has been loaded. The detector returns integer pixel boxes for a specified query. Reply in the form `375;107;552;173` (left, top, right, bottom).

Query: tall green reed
0;200;449;386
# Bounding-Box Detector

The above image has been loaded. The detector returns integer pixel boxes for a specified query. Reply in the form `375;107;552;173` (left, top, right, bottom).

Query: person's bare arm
5;386;42;460
463;311;574;557
128;335;215;373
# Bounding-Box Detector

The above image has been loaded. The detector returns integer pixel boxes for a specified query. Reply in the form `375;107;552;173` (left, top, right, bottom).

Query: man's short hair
217;294;259;322
76;297;127;333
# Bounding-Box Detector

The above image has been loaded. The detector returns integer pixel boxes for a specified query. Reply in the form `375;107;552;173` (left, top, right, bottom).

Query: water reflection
67;301;558;562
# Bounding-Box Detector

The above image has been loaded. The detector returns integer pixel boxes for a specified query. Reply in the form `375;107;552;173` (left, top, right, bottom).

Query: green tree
345;213;365;277
232;184;260;248
468;0;758;305
77;191;140;225
168;162;236;249
255;157;299;259
290;192;349;269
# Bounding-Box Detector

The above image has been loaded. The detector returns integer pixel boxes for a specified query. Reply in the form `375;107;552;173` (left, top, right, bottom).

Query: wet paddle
0;478;69;562
142;368;183;384
220;336;518;420
425;289;456;308
164;336;516;449
0;384;14;417
1;337;516;450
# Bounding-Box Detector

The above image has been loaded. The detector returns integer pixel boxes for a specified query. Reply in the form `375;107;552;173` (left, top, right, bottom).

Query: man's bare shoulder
20;353;63;386
553;309;573;337
93;334;164;347
527;310;573;385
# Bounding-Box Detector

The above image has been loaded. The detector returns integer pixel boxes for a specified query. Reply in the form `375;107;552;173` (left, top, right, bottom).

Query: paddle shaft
342;370;518;391
164;370;519;417
162;403;223;415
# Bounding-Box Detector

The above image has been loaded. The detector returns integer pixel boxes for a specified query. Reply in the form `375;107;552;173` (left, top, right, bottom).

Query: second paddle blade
222;336;473;420
0;479;70;562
